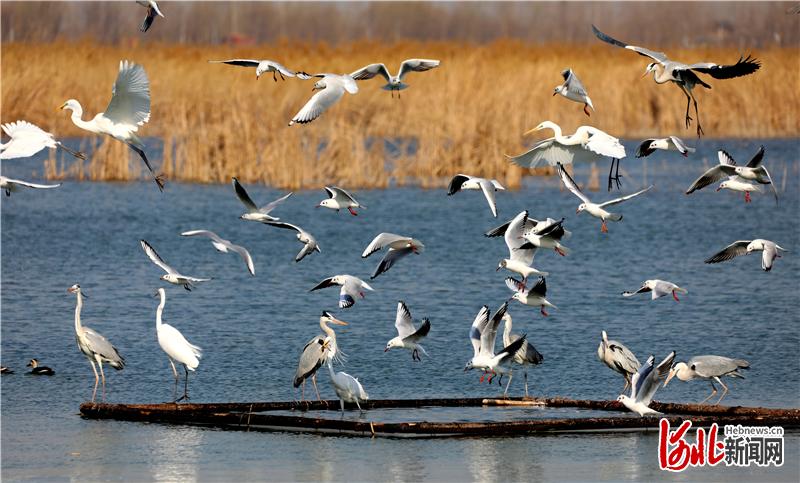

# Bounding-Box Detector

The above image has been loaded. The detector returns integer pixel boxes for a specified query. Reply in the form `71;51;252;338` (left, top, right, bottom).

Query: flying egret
180;230;255;276
326;360;369;413
553;69;594;116
597;330;640;392
385;301;431;361
317;186;364;216
289;73;358;125
155;288;202;402
447;174;505;218
350;59;440;98
617;352;676;416
68;284;125;402
501;312;543;397
59;60;164;190
0;176;60;197
664;355;750;405
232;177;292;223
309;275;374;309
140;239;212;290
623;280;687;302
361;233;424;279
705;239;787;272
26;359;55;376
137;0;164;33
294;311;348;401
1;120;85;160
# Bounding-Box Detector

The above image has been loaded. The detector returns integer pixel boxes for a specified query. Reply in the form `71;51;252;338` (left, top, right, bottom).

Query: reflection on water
150;426;204;482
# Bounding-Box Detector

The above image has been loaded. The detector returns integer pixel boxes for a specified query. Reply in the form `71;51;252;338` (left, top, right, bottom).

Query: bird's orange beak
58;102;67;110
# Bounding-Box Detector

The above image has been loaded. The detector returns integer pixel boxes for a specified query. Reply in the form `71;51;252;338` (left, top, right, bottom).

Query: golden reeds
2;40;798;190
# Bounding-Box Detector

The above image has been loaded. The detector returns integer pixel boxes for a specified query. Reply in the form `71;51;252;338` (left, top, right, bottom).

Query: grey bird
597;330;640;392
665;355;750;405
501;312;543;397
293;311;348;402
705;239;787;272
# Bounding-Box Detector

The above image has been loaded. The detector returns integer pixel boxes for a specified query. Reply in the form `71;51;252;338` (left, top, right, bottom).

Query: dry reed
2;40;798;190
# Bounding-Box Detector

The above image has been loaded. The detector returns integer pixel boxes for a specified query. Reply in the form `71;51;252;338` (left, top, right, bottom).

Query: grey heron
317;186;364;216
1;120;85;160
447;174;506;218
384;301;431;361
361;232;424;279
664;355;750;405
501;312;543;397
232;177;292;223
553;68;594;116
350;59;440;98
623;280;688;302
294;311;348;402
705;239;787;272
309;275;374;309
181;230;255;276
597;330;640;392
140;239;211;291
618;352;676;416
155;288;202;402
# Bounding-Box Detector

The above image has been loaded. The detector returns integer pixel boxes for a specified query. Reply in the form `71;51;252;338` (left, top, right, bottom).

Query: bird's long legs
607;159;622;191
601;220;609;234
583;103;591;117
700;379;718;405
89;359;100;402
524;371;529;398
168;359;180;401
714;377;729;405
503;372;513;397
622;375;631;394
681;88;693;129
97;359;106;401
311;374;322;401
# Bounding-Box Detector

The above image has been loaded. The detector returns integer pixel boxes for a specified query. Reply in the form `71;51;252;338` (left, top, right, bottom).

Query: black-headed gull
180;230;255;276
208;59;309;81
635;136;695;158
705;239;787;272
553;69;593;116
505;277;556;317
465;303;527;385
361;233;424;279
557;162;652;233
597;330;640;392
309;275;374;309
486;212;571;258
317;186;364;216
716;177;762;203
492;211;549;286
1;120;85;160
617;352;675;416
0;176;60;197
350;59;440;98
686;148;778;204
623;279;687;302
664;355;750;405
289;73;358;125
232;177;292;223
137;0;165;33
501;312;543;397
263;221;321;262
384;301;431;361
140;240;211;291
447;174;505;217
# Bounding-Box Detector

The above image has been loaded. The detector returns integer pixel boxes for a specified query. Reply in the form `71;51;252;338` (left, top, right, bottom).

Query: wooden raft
79;397;800;438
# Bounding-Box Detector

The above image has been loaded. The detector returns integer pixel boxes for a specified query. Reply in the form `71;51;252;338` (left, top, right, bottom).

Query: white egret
1;120;85;160
0;176;60;197
155;288;202;402
326;360;369;413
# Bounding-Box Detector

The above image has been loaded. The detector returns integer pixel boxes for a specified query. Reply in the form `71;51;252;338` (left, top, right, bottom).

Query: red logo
659;419;725;472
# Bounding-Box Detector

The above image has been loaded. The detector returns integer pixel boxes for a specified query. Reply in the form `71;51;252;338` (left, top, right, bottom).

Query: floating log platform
79;397;800;438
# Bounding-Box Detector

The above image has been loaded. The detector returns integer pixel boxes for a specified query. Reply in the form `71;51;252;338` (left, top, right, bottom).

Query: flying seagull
263;221;321;262
447;174;505;217
180;230;255;276
137;0;165;33
361;233;424;279
289;73;358;125
553;69;594;116
309;275;374;309
317;186;364;216
465;303;527;388
140;239;211;290
492;211;550;286
705;239;787;272
486;212;571;258
232;177;292;223
350;59;440;98
208;59;310;82
623;279;687;302
1;120;85;160
384;301;431;361
592;24;760;137
617;351;676;416
686;147;777;204
635;136;695;158
506;277;557;317
0;176;60;197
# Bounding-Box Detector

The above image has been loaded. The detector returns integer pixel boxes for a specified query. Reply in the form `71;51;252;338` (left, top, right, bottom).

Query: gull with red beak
362;232;424;279
506;277;557;317
208;59;310;82
623;279;687;302
309;275;374;309
553;68;594;116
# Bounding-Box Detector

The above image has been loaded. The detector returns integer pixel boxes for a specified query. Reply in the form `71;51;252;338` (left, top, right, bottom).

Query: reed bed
2;40;798;190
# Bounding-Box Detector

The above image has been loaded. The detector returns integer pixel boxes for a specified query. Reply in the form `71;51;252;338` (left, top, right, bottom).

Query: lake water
2;138;799;481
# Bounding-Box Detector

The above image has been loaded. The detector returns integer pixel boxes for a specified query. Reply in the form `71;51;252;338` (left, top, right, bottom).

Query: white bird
635;136;695;158
486;212;571;259
140;239;211;290
317;186;364;216
557;162;653;233
492;211;549;285
464;303;527;387
326;360;369;413
506;277;557;317
506;121;627;190
447;174;505;217
705;239;787;272
293;311;348;401
501;312;544;398
59;60;164;190
597;330;640;392
686;148;778;204
553;68;594;116
593;25;760;137
263;221;321;262
350;59;440;98
1;120;85;160
384;301;431;361
0;176;60;197
180;230;255;276
68;284;125;402
288;73;358;125
137;0;164;33
232;177;292;223
716;177;762;203
309;275;374;309
208;59;309;82
155;288;202;402
361;232;424;279
623;279;688;302
617;352;676;416
665;355;750;405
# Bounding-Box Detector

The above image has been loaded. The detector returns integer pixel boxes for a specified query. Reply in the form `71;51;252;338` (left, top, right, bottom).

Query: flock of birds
0;9;789;416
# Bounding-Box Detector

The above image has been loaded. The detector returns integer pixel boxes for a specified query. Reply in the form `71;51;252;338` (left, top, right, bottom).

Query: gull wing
447;174;472;195
232;177;258;212
591;25;668;63
140;239;176;275
505;276;529;295
104;60;151;129
637;352;675;405
180;229;224;244
745;146;765;168
598;185;653;208
309;276;339;292
289;81;346;125
556;162;592;204
350;63;391;82
362;233;407;258
506;211;536;265
258;191;292;215
208;59;261;68
227;243;255;276
469;305;490;358
650;281;674;300
529;277;547;297
404;318;431;344
635;139;656;158
757;165;779;205
295;243;316;263
496;335;527;366
762;243;778;271
479;179;499;217
629;355;655;399
397;59;441;79
1;177;60;189
685;164;737;194
668;136;694;155
266;61;296;77
263;221;302;233
622;284;651;297
704;240;751;264
394;301;416;338
562;69;588;96
328;186;358;203
140;6;157;32
371;247;413;279
688;55;760;79
480;302;508;357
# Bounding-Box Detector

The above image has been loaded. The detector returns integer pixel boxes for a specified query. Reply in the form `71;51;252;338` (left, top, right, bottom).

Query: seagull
137;0;164;33
635;136;695;158
665;355;750;405
263;221;321;262
208;59;309;81
505;277;557;317
361;233;424;279
553;69;594;116
465;303;527;387
505;121;627;190
317;186;364;216
326;360;369;413
350;59;440;98
0;176;60;197
1;120;85;160
447;174;505;217
557;162;653;233
592;25;760;137
180;230;255;276
623;280;688;302
705;239;787;272
501;312;543;397
60;60;164;190
717;177;762;203
617;352;676;416
140;239;211;291
384;301;431;361
232;177;292;223
686;148;778;204
597;330;641;392
492;211;549;286
309;275;374;309
486;212;571;258
288;73;358;125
